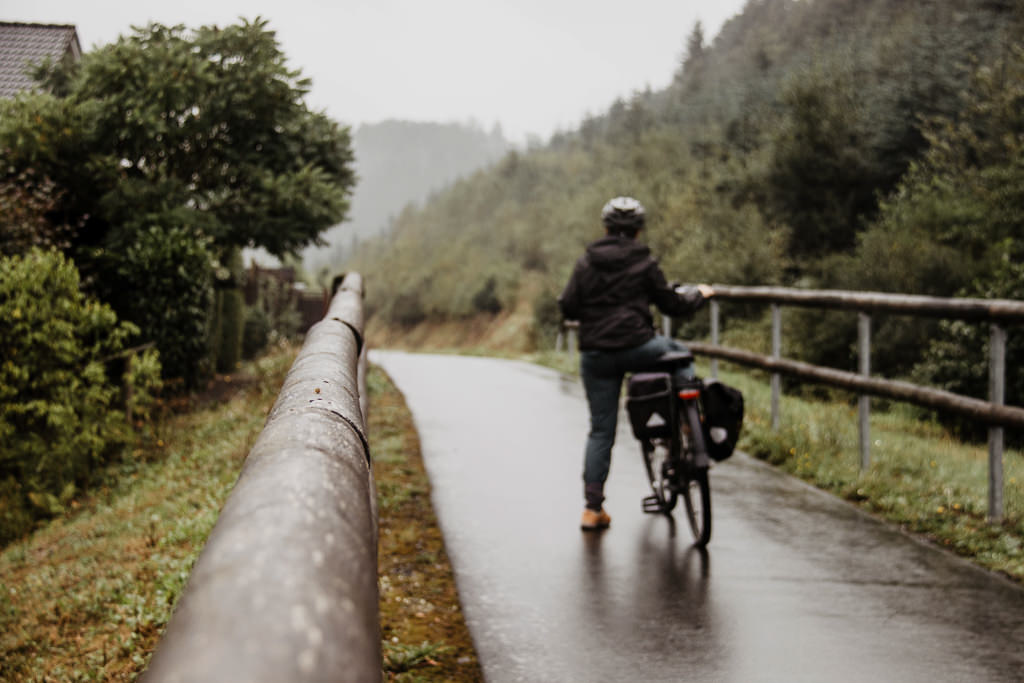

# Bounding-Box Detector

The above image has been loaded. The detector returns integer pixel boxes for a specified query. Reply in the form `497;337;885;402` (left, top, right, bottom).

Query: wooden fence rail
693;285;1018;522
565;285;1021;521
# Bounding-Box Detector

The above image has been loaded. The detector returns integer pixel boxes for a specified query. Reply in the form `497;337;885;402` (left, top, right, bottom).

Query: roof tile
0;22;81;98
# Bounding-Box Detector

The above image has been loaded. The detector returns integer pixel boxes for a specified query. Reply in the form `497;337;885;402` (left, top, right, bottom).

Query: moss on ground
369;365;483;682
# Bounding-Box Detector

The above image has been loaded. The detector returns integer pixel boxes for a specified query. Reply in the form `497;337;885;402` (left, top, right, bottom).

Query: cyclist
558;196;714;531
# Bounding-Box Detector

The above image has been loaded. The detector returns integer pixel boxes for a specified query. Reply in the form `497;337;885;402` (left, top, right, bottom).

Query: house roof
0;22;81;98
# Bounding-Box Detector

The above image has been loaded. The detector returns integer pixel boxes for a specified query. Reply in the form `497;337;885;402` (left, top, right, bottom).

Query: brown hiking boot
580;508;611;531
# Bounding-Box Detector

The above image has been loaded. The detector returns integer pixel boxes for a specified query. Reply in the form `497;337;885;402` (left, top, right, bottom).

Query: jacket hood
585;234;650;270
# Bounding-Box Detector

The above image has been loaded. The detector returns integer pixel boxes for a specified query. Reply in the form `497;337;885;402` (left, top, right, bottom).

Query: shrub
93;226;215;390
241;269;303;358
471;276;502;315
0;171;81;257
913;251;1024;441
391;291;427;328
0;249;159;543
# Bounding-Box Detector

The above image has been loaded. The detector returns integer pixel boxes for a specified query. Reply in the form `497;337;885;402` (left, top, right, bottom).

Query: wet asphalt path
370;351;1024;683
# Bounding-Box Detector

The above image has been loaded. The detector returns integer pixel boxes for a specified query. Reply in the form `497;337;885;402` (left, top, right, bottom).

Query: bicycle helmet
601;196;646;233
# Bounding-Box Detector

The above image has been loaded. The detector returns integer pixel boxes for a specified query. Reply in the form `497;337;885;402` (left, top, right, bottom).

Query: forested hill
305;120;508;269
348;0;1023;413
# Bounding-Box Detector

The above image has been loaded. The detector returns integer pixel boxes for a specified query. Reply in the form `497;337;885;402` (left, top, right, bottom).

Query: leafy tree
40;19;355;256
899;46;1024;423
839;44;1023;291
762;66;878;263
0;18;355;385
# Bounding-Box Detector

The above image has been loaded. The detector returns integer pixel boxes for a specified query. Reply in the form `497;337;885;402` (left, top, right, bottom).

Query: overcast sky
5;0;748;144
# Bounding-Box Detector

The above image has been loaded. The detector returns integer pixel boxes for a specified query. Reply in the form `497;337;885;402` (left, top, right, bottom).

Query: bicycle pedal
642;495;663;514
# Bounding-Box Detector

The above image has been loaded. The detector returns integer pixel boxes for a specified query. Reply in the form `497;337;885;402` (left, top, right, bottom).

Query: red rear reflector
678;389;700;400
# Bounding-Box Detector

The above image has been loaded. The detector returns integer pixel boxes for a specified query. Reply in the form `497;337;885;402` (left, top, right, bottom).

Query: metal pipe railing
144;272;378;682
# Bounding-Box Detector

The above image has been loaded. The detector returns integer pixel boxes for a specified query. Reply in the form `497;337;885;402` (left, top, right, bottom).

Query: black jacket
558;234;705;350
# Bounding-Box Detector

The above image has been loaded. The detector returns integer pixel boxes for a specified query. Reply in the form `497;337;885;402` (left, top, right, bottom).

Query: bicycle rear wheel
681;468;711;546
641;441;677;513
678;399;712;546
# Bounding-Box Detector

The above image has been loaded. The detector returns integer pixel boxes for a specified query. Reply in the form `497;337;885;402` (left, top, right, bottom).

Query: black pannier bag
701;379;744;461
626;372;674;440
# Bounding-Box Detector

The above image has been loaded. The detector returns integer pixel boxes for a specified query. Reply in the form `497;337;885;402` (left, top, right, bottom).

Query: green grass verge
721;361;1024;581
0;348;485;681
0;346;295;680
369;365;483;682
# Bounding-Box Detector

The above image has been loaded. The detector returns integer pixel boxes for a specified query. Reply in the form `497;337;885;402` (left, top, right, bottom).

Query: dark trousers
580;335;694;510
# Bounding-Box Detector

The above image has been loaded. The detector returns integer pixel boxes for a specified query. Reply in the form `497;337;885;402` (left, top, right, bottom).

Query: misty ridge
307;119;509;269
345;0;1023;435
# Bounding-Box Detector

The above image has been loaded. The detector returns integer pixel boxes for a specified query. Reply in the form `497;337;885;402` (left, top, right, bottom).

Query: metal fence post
989;323;1006;522
858;313;871;470
771;304;781;430
710;300;720;380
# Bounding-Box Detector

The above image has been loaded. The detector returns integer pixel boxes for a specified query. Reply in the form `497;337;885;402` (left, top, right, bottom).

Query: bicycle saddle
647;350;694;373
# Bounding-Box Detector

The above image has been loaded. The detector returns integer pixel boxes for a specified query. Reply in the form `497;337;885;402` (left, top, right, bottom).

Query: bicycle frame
632;371;712;546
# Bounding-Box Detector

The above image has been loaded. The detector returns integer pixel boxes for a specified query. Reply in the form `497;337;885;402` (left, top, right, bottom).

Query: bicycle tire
679;399;712;546
641;441;677;513
681;467;711;547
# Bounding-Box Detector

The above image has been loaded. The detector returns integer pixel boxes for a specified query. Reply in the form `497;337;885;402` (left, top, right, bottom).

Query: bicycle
626;350;712;547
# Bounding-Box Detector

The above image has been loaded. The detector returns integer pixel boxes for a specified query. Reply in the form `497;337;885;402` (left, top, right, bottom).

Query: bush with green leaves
240;269;303;358
91;226;214;390
0;249;160;543
912;252;1024;440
